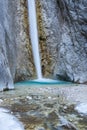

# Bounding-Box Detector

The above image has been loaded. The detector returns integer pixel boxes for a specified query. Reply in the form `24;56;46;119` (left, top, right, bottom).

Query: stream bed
0;83;87;130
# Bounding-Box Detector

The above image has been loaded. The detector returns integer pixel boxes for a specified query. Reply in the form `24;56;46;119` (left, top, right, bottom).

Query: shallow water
0;83;87;130
15;79;71;86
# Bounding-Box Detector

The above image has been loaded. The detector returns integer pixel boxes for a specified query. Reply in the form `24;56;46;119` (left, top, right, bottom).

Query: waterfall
27;0;59;83
27;0;42;79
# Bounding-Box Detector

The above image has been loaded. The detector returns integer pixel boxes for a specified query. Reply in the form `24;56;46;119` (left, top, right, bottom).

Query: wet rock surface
14;0;35;81
0;84;87;130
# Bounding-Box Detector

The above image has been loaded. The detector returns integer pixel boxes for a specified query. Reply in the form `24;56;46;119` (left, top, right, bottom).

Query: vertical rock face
55;0;87;83
40;0;87;83
0;0;17;90
0;0;36;86
37;0;61;78
14;0;35;81
37;0;58;78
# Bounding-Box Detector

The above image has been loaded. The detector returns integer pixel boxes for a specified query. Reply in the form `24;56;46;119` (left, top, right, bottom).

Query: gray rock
14;0;35;81
0;0;17;90
55;0;87;83
40;0;61;76
35;127;45;130
0;23;13;91
0;0;37;88
58;116;78;130
40;0;87;83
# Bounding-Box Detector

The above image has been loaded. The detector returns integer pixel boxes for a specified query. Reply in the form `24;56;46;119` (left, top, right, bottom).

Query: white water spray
27;0;42;79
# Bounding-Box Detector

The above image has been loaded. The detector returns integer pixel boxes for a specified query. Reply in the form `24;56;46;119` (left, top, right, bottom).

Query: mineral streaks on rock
36;0;53;78
40;0;61;78
14;0;35;81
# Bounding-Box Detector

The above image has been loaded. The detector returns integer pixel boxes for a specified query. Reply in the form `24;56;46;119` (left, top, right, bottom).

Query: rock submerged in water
57;116;78;130
44;115;78;130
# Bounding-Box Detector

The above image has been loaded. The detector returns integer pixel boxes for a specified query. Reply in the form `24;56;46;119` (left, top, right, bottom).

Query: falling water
27;0;42;79
27;0;60;83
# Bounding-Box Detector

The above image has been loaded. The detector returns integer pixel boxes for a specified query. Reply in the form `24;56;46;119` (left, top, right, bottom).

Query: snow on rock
75;103;87;115
0;108;24;130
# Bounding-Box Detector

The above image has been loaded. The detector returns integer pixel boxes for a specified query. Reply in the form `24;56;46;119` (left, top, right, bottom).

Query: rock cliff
0;0;87;90
40;0;87;83
14;0;35;81
55;0;87;83
0;0;17;90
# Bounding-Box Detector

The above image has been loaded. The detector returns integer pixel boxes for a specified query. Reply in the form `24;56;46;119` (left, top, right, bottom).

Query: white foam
34;78;59;83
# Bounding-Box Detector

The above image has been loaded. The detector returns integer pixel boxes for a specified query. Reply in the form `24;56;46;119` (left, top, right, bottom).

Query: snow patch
75;103;87;115
0;108;24;130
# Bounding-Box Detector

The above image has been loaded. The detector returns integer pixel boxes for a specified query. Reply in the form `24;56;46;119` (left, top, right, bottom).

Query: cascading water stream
27;0;42;79
27;0;60;83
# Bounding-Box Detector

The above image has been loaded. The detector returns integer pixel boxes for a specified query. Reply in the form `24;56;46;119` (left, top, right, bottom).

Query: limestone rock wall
14;0;35;81
40;0;61;78
36;0;53;78
40;0;87;83
0;0;17;90
55;0;87;83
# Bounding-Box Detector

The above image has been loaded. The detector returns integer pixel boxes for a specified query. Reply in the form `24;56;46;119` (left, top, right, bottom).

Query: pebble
35;126;45;130
0;99;3;103
48;96;51;99
26;96;32;100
